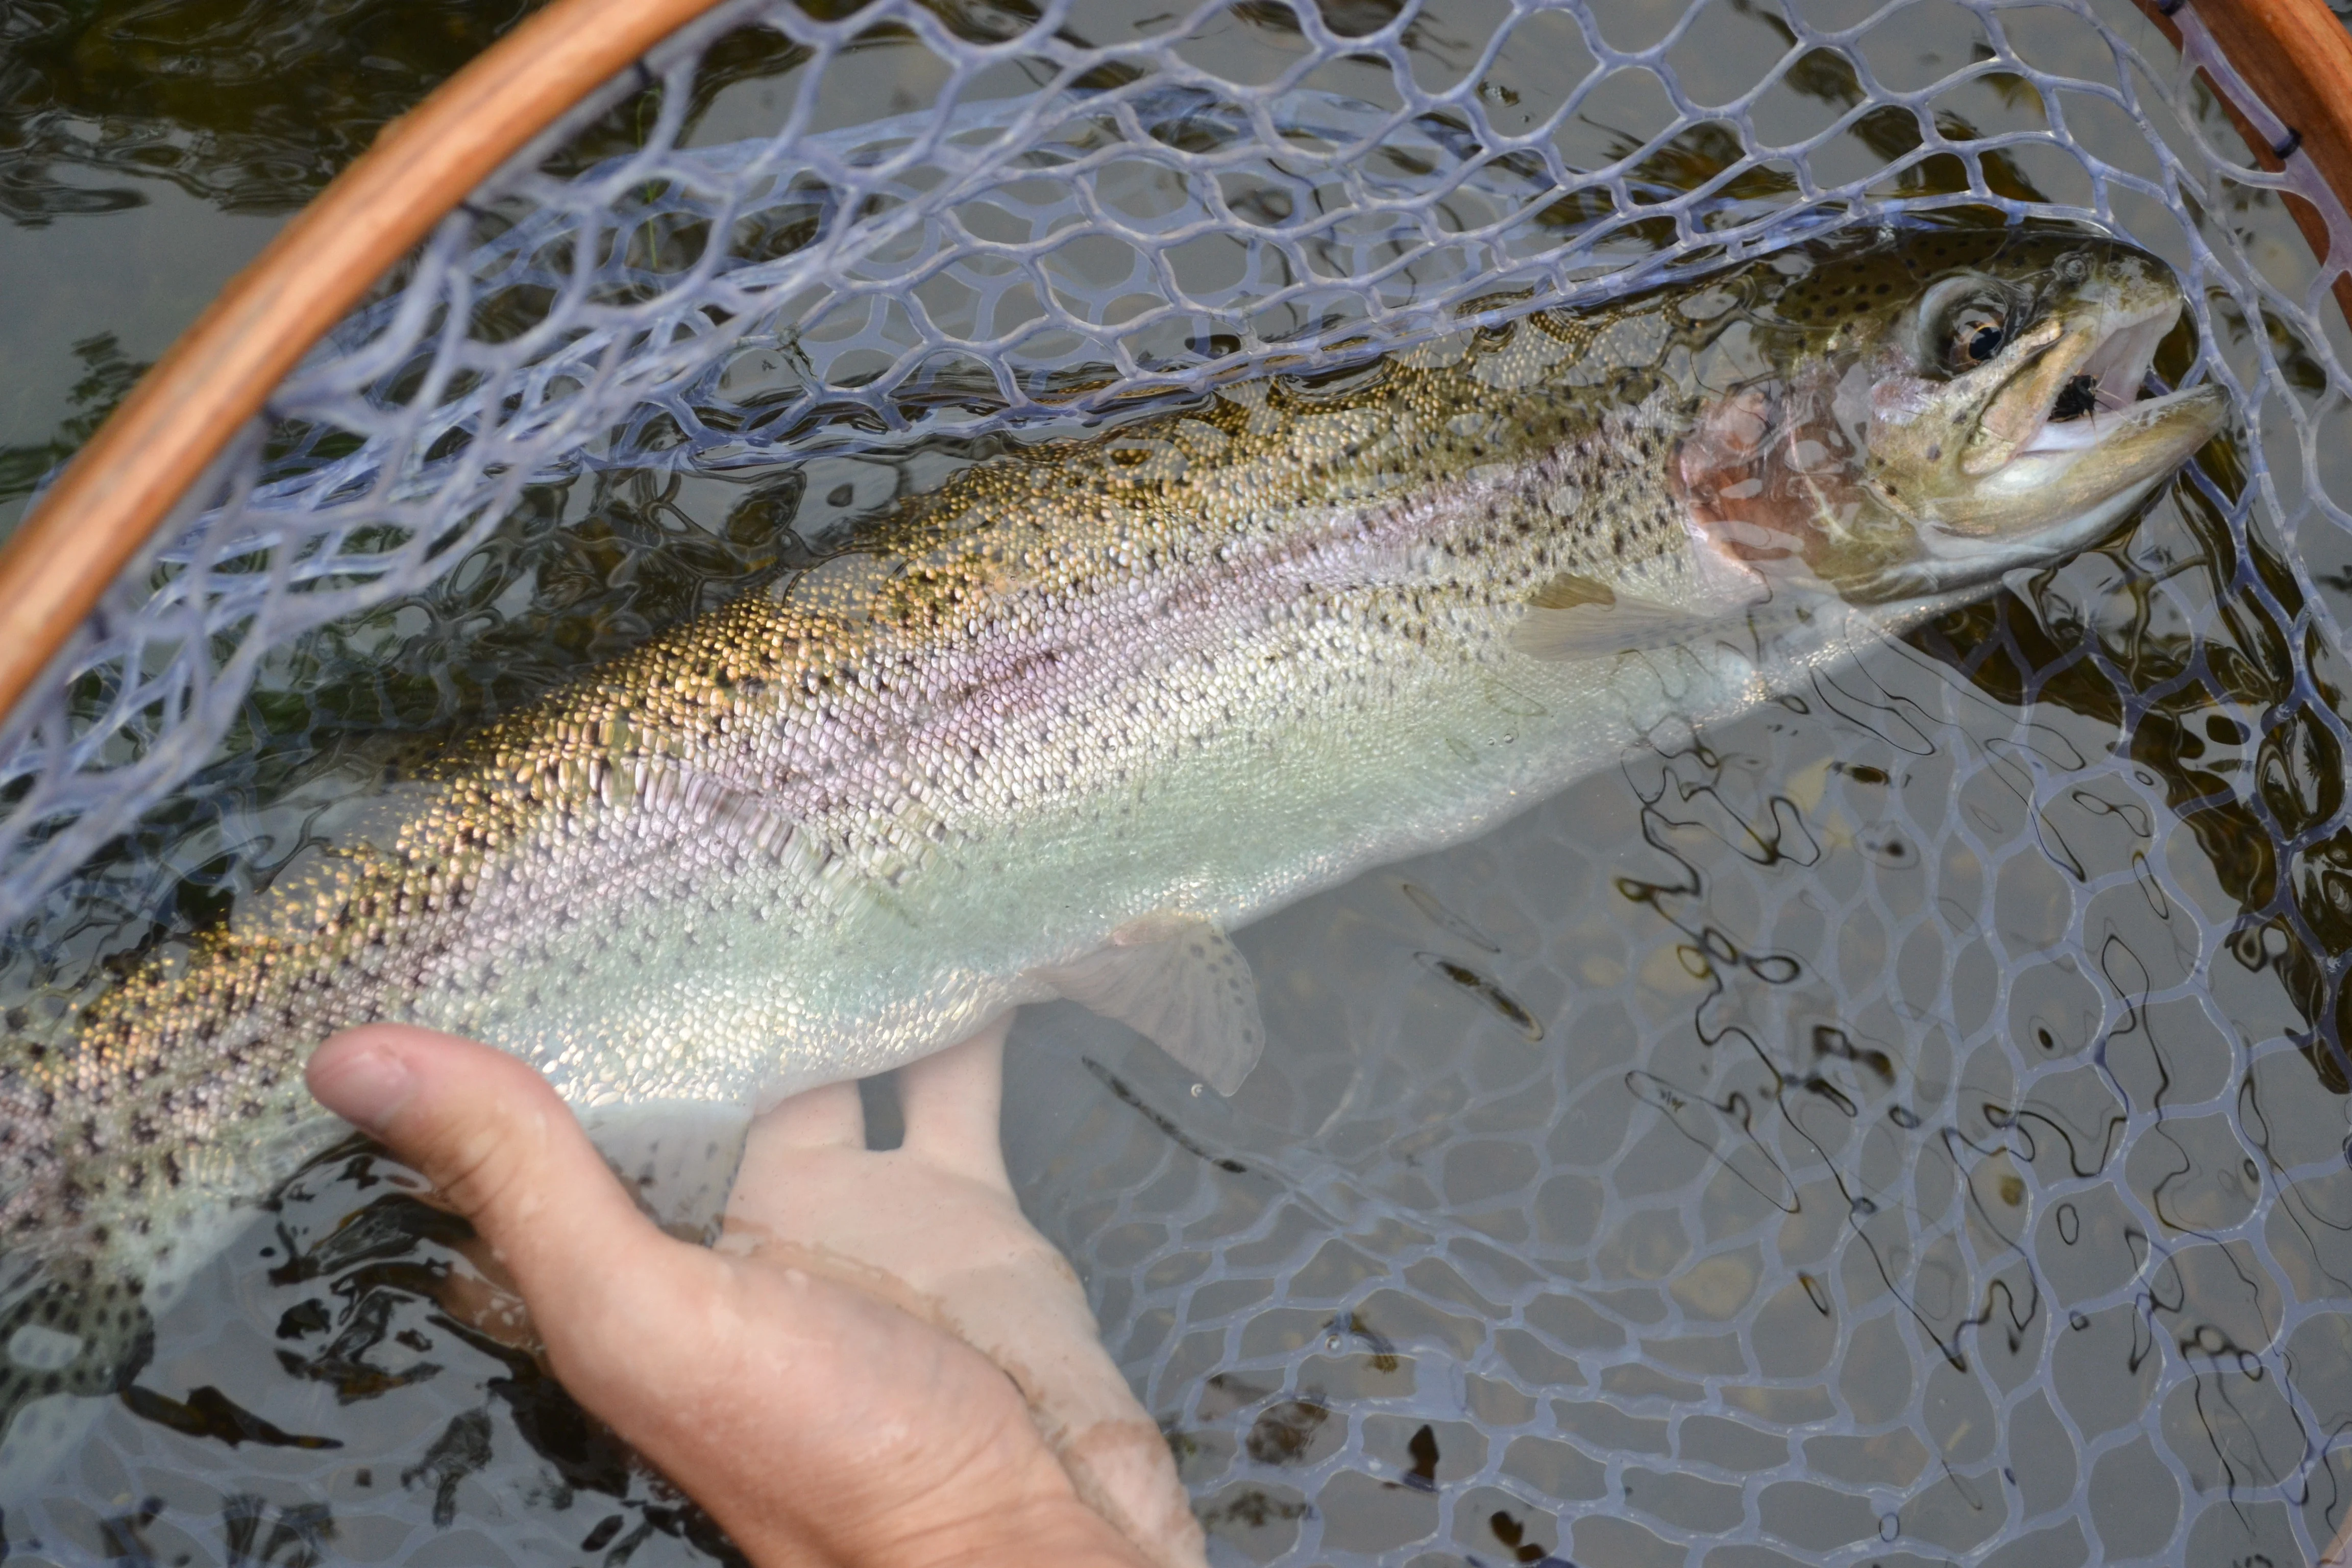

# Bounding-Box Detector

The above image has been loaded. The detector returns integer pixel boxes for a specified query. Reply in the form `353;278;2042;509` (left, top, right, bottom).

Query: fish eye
1943;299;2011;371
1912;273;2022;377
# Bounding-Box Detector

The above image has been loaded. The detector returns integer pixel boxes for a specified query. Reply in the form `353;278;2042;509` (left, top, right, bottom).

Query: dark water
6;0;2352;1564
0;0;542;534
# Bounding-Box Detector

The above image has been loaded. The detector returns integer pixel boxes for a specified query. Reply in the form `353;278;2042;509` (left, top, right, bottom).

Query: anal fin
1027;914;1264;1095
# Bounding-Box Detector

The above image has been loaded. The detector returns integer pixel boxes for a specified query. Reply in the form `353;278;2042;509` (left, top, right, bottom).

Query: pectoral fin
1510;572;1731;662
1028;914;1264;1095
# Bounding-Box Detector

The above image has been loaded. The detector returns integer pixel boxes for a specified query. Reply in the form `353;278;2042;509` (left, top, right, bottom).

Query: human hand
306;1017;1207;1568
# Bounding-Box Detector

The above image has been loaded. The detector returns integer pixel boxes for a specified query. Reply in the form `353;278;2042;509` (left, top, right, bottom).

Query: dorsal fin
1526;572;1619;611
1511;573;1733;662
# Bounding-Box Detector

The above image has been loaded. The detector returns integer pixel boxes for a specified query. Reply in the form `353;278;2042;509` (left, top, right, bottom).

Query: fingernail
310;1043;416;1134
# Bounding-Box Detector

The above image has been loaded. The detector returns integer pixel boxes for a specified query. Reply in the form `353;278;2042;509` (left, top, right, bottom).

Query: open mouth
2015;303;2182;456
1849;263;2227;601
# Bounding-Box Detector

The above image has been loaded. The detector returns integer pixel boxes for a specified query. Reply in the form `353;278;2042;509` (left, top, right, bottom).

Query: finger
307;1025;680;1315
723;1079;869;1246
898;1012;1014;1188
940;1259;1207;1568
1062;1419;1209;1568
752;1078;868;1153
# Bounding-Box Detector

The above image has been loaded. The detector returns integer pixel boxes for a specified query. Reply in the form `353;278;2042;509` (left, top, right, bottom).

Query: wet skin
306;1018;1202;1568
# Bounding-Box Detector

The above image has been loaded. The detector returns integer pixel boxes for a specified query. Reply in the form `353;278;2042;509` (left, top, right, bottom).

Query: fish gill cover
0;0;2348;1563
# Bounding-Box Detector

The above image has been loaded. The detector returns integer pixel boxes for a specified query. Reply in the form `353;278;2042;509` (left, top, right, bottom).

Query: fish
0;217;2226;1459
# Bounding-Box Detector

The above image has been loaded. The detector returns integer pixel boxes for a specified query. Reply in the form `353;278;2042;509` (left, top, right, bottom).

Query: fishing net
4;0;2352;1561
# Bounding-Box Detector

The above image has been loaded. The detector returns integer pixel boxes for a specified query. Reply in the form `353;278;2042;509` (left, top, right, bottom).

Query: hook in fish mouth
1994;291;2201;469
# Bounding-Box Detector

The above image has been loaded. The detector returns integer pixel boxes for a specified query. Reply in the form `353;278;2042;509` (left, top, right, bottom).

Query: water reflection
0;0;834;533
9;1136;750;1566
1923;478;2352;1097
0;0;540;221
0;0;553;532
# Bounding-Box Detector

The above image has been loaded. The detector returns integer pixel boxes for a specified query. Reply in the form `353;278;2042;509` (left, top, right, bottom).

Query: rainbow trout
0;220;2224;1442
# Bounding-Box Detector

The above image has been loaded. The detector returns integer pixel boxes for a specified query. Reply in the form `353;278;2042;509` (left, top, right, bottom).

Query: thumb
306;1024;675;1311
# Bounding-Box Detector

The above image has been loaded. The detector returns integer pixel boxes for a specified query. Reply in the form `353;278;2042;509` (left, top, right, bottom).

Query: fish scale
24;318;1693;1190
0;219;2228;1455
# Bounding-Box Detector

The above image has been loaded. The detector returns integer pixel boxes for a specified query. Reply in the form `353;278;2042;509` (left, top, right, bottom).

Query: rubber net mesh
6;0;2352;1562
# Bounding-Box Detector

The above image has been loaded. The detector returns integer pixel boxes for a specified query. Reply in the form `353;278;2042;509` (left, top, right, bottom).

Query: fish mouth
1846;286;2228;601
2003;299;2186;464
1933;277;2227;539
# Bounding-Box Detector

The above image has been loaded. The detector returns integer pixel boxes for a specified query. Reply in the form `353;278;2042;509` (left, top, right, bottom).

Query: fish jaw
1895;382;2230;587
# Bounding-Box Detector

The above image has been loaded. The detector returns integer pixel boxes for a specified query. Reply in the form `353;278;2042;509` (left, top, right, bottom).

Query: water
4;0;2352;1562
0;0;541;536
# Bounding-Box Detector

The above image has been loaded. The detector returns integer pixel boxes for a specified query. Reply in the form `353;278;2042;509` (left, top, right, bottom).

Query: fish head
1677;223;2229;604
